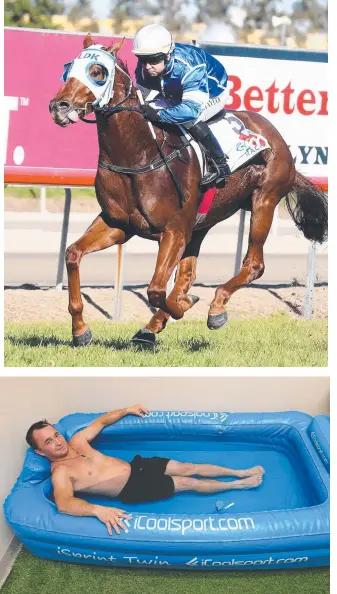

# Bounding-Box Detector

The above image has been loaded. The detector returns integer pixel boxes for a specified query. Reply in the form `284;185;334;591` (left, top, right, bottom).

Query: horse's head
49;34;125;127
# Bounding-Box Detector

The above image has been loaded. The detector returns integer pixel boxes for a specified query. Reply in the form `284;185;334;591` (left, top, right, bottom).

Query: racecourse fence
4;176;327;320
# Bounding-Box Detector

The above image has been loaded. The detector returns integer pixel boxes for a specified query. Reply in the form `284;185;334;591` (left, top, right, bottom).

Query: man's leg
172;473;263;494
165;460;264;479
185;90;231;189
187;121;231;189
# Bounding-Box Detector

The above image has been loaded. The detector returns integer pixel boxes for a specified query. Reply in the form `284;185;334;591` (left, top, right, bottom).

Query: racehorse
49;35;328;347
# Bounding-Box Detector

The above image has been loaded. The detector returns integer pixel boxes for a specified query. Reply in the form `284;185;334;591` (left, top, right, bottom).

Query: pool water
75;438;324;515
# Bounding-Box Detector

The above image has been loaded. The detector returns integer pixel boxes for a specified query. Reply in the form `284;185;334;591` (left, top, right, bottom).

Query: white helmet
132;24;174;56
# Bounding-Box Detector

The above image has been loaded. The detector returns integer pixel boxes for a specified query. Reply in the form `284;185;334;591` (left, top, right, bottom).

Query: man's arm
159;64;208;125
52;467;131;535
72;404;150;443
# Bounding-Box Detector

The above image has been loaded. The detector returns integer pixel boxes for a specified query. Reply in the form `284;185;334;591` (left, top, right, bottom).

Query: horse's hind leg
132;227;209;345
66;214;132;346
207;187;280;329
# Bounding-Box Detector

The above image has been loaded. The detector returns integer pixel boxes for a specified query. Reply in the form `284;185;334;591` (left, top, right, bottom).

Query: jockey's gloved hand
140;104;161;123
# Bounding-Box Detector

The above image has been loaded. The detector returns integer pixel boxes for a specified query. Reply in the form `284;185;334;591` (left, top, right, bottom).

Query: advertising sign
4;29;327;186
203;43;327;181
4;28;137;184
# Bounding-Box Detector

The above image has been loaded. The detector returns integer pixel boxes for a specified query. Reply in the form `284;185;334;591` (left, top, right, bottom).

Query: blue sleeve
159;64;209;125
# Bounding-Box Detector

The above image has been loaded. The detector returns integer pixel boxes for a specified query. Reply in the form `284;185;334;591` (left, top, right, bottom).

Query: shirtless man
26;405;264;535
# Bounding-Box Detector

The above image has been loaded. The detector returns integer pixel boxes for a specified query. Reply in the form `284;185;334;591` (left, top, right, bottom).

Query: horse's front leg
142;226;209;332
147;228;189;319
164;226;210;318
132;256;198;345
66;214;132;346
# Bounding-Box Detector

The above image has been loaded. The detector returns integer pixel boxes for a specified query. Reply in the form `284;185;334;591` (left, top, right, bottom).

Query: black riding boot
188;121;231;190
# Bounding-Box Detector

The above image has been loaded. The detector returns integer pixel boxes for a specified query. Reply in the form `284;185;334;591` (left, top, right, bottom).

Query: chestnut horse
49;35;328;347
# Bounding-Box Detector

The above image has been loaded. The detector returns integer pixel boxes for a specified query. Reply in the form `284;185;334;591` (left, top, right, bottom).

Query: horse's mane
116;56;130;75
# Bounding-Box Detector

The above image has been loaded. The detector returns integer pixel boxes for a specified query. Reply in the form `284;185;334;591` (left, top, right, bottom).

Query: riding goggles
137;53;167;65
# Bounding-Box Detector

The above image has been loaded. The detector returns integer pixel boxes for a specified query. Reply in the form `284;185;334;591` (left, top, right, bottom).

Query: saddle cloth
181;111;271;176
180;111;271;227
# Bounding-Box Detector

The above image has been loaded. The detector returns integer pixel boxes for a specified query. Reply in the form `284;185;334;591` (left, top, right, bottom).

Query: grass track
2;549;329;594
5;314;327;367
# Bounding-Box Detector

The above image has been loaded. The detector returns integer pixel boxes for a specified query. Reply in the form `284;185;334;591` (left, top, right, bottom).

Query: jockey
133;24;231;190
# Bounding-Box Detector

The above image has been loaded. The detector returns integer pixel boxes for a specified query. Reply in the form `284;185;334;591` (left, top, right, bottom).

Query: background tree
129;0;190;36
67;0;99;33
5;0;65;28
291;0;327;33
68;0;93;22
194;0;231;23
241;0;282;31
109;1;136;34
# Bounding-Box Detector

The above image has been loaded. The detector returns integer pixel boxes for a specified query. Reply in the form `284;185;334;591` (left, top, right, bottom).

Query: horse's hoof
72;328;93;347
207;311;228;330
131;328;156;348
188;294;200;307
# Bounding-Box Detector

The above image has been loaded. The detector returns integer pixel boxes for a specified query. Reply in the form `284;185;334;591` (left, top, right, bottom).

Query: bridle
61;46;190;207
81;62;134;123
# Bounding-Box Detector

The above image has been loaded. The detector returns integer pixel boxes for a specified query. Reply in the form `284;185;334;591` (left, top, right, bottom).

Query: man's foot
236;466;265;478
235;474;263;490
199;169;218;190
200;158;231;191
216;157;231;179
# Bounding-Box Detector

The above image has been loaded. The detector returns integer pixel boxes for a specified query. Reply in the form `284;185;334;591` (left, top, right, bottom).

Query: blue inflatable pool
4;411;330;571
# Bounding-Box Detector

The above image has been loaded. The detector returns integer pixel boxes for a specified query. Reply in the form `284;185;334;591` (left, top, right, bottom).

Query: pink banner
4;29;137;184
4;28;327;190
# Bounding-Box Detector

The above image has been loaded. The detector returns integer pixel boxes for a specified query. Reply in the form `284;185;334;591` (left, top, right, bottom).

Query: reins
80;62;189;207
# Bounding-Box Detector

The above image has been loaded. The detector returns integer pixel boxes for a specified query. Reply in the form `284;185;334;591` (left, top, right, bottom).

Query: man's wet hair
26;420;52;449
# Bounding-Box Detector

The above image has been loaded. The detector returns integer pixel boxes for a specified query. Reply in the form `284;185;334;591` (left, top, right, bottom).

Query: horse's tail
285;171;328;243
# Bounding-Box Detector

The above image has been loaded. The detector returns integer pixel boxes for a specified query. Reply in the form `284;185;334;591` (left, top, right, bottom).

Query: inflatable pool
4;411;330;571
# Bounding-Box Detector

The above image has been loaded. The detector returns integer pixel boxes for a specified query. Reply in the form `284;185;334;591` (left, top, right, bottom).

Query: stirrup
199;158;230;190
199;169;219;190
215;160;231;188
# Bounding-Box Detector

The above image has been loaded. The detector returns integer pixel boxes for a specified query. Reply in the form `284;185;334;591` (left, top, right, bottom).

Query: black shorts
119;455;174;504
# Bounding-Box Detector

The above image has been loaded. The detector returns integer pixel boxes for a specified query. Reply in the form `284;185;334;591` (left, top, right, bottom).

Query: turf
4;186;96;199
4;315;327;367
2;548;329;594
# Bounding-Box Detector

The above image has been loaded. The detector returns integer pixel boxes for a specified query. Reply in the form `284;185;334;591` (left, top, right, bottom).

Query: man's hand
94;506;132;535
140;104;161;122
126;404;150;418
